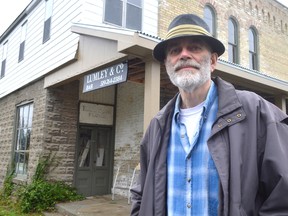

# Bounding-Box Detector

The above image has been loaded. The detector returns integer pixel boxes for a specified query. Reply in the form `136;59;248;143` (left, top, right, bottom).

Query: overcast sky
0;0;288;36
0;0;31;35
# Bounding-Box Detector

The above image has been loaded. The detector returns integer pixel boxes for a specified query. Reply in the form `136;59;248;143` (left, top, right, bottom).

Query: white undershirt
179;101;204;145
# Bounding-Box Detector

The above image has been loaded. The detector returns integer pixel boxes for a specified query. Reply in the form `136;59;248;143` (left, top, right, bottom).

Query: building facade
0;0;287;198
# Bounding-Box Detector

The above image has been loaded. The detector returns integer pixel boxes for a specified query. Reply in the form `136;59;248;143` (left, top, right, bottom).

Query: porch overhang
71;23;159;59
215;59;288;96
44;23;159;88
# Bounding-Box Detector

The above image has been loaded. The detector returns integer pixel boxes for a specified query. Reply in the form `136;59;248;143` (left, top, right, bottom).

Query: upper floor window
1;41;8;79
228;18;239;63
104;0;142;31
43;0;53;43
204;5;216;36
19;21;28;62
14;102;34;177
248;27;258;70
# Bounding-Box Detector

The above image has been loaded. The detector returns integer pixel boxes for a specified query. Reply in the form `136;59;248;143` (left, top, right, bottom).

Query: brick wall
114;82;144;166
112;82;144;195
158;0;288;81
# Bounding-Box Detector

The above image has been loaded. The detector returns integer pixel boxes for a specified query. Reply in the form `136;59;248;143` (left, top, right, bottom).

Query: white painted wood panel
142;0;158;35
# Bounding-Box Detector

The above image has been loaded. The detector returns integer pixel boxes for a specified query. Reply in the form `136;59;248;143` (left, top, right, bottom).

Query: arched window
248;27;258;70
228;18;239;63
204;5;216;36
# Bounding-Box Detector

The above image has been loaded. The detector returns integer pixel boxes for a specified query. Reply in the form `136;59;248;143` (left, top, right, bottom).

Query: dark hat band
166;24;211;40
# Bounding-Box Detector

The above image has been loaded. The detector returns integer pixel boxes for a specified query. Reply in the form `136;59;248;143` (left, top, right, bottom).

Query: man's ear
210;53;218;73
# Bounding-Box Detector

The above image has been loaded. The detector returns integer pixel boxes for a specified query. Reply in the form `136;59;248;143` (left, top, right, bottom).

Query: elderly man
131;14;288;216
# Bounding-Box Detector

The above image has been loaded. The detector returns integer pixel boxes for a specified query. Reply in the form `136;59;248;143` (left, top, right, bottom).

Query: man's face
164;37;217;92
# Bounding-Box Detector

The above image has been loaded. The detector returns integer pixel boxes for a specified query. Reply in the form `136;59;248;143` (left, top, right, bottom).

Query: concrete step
42;211;67;216
43;195;130;216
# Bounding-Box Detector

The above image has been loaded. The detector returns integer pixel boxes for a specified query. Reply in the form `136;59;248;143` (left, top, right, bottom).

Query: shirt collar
173;81;218;122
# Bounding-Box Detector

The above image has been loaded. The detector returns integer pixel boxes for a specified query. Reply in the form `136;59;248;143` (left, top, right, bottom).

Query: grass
0;200;43;216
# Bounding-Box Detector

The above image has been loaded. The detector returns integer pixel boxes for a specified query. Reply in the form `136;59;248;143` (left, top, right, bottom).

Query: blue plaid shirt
167;81;219;216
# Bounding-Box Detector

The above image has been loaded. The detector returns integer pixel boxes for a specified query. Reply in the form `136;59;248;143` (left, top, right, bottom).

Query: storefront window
14;102;33;176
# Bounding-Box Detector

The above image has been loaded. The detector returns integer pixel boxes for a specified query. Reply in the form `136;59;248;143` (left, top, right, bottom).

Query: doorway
75;125;113;197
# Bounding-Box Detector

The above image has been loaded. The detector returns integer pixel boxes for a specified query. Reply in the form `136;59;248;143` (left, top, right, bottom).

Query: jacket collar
213;77;243;119
154;76;248;133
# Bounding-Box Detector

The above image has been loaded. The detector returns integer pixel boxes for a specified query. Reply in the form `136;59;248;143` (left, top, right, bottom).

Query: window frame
204;4;217;37
104;0;143;31
248;27;258;70
228;17;239;64
19;21;28;62
43;0;53;43
1;41;8;79
13;102;34;178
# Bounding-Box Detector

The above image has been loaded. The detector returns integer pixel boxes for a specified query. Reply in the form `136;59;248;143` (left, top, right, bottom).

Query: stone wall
43;81;79;185
0;79;46;186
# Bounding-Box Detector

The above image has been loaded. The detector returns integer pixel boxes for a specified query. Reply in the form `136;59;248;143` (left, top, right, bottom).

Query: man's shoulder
236;89;288;122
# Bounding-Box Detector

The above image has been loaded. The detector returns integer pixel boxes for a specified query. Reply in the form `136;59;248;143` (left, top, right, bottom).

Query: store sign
79;102;113;125
83;62;128;93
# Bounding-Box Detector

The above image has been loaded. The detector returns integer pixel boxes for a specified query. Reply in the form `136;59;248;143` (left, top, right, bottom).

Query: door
75;125;113;196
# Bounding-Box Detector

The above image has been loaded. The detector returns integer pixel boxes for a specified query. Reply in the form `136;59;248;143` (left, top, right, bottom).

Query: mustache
174;60;201;71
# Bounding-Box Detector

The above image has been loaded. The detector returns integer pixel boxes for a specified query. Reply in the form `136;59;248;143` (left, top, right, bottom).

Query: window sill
13;175;28;185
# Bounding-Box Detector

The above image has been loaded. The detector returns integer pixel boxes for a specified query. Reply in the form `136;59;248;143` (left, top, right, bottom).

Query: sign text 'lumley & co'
83;62;128;93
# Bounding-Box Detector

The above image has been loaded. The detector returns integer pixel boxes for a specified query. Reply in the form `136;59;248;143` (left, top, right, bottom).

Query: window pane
249;52;257;70
228;44;233;62
16;130;21;150
104;0;122;26
249;29;255;52
1;59;6;78
2;42;8;59
45;0;53;20
78;129;92;168
15;152;25;174
28;104;33;127
18;107;24;128
204;6;215;35
128;0;141;7
249;53;253;69
21;22;27;42
228;19;235;43
23;105;30;127
14;103;33;176
20;129;27;150
43;17;51;43
18;41;25;62
126;4;142;30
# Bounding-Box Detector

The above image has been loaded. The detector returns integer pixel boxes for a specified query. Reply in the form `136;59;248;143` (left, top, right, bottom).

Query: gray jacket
130;77;288;216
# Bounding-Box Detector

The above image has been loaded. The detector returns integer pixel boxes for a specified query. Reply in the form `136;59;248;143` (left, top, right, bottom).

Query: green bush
0;170;14;199
18;180;83;213
0;153;84;214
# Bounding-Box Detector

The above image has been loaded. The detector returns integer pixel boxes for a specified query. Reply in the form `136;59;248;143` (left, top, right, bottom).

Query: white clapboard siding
142;0;158;35
81;0;104;24
0;0;81;98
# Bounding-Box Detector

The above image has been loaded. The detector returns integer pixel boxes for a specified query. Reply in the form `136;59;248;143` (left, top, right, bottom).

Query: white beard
165;55;211;92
